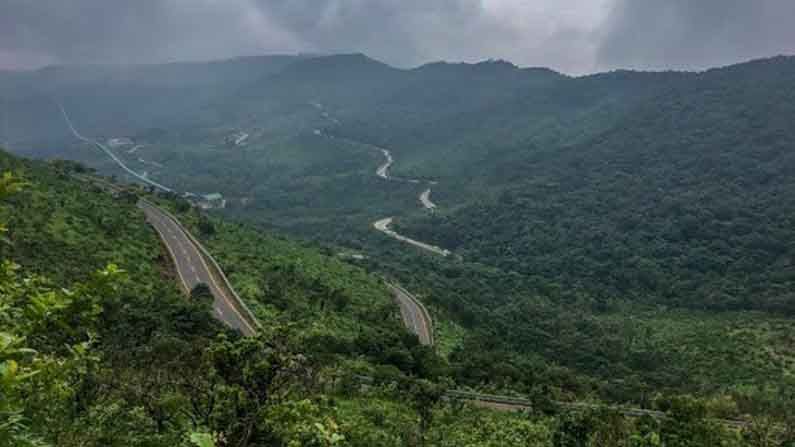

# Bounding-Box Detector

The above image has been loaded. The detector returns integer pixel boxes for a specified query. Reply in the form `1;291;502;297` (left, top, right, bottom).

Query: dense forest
399;56;795;314
0;149;440;446
3;53;795;445
4;150;794;445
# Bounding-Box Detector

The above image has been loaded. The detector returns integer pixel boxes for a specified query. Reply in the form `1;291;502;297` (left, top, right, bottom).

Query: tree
204;329;312;445
0;172;28;242
629;415;661;447
198;215;215;237
175;199;192;214
405;378;446;446
188;432;216;447
0;260;125;446
553;411;594;447
743;417;779;447
190;283;214;303
660;396;729;447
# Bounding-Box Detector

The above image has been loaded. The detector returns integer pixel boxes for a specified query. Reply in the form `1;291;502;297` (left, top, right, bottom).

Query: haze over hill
3;3;795;444
4;50;795;325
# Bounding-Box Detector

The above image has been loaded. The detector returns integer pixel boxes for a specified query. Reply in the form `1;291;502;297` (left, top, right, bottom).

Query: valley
61;96;440;344
3;52;795;445
6;0;795;443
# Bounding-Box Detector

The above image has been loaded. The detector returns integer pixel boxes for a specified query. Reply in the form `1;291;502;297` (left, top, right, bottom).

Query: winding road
374;218;451;257
419;188;437;210
140;202;257;336
367;142;450;257
59;100;753;424
312;104;440;343
62;109;258;336
72;172;259;336
375;148;394;179
369;148;440;344
67;102;433;345
387;283;434;345
59;104;175;193
312;104;448;256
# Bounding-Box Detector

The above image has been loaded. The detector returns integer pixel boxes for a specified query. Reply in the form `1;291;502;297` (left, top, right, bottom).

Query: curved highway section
140;202;257;336
374;218;451;257
419;188;437;210
72;172;259;336
387;283;434;346
61;106;260;335
69;103;430;343
369;147;451;257
313;111;449;256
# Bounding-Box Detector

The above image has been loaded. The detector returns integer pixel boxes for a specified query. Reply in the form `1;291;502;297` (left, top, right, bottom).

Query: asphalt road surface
140;202;256;336
419;188;437;210
312;107;449;255
376;148;394;179
374;218;451;257
387;283;433;346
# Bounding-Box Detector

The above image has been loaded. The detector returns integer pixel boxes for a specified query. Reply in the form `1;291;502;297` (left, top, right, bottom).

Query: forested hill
7;54;795;220
0;149;452;445
4;52;795;442
399;55;795;315
11;148;782;446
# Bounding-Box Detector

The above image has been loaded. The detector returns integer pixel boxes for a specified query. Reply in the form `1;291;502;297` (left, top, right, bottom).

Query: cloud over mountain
1;0;793;73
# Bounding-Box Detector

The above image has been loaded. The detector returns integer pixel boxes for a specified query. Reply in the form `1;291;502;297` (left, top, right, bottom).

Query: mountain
4;53;795;311
4;52;795;443
5;148;773;445
0;149;454;445
399;56;795;314
6;51;795;444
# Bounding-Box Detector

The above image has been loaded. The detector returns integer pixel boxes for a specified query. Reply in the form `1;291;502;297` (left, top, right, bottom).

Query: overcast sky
2;0;794;74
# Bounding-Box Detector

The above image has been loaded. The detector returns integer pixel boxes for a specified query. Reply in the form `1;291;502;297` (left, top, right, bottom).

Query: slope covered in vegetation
4;53;795;445
400;56;795;314
0;149;443;445
5;149;792;445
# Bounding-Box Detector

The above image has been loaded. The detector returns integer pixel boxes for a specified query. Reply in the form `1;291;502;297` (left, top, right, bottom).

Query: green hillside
0;149;446;446
4;52;795;445
399;56;795;314
6;149;791;445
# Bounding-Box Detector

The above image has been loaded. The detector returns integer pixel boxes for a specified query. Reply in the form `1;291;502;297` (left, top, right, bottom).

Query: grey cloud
0;0;302;68
257;0;608;72
0;0;607;73
1;0;793;74
598;0;795;71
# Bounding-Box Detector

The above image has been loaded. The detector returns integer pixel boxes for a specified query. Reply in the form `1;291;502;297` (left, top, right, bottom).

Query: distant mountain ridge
4;52;795;437
3;52;792;150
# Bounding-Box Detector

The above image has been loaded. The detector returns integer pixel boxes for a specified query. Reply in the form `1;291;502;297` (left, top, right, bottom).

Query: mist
1;0;794;74
598;0;795;70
